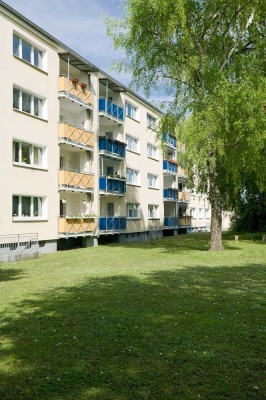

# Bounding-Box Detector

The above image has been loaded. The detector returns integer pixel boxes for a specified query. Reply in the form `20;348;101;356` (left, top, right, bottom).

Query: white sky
4;0;131;84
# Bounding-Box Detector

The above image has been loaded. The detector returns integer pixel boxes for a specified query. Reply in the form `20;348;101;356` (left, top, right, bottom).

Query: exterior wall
0;7;59;242
189;193;211;231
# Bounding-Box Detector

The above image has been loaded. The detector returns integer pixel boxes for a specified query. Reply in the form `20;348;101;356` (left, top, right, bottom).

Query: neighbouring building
0;1;213;258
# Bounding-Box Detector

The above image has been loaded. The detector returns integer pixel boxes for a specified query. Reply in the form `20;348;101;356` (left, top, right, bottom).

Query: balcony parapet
164;216;178;228
58;76;93;109
178;191;190;203
59;168;94;193
179;216;192;227
59;216;96;238
99;137;126;160
99;217;126;233
162;133;177;149
163;160;178;175
59;122;94;150
99;176;126;196
163;188;178;201
99;98;124;123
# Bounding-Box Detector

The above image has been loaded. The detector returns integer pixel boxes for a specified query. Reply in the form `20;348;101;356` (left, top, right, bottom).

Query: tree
107;0;266;250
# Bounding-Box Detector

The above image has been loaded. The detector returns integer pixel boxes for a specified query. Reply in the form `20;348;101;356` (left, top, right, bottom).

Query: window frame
13;33;44;70
126;134;139;154
13;86;46;119
125;101;138;121
147;173;159;189
12;195;46;221
126;203;141;219
147;113;157;129
147;143;159;160
13;140;47;170
126;168;140;186
148;204;159;219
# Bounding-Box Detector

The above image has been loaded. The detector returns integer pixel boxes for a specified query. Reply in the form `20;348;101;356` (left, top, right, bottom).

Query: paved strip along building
0;1;213;257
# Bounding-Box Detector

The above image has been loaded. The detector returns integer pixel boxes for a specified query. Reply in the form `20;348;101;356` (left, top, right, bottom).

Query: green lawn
0;233;265;400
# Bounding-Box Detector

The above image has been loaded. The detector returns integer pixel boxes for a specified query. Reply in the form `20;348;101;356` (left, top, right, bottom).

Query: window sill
148;217;160;220
12;217;48;222
127;217;142;220
125;115;140;123
13;54;48;75
126;149;140;155
148;186;159;190
126;183;141;187
13;162;48;172
13;108;48;123
147;156;159;161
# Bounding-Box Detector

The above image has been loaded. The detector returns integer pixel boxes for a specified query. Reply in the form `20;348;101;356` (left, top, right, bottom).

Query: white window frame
126;134;139;153
13;86;46;119
13;140;47;169
148;204;159;219
126;203;141;219
12;195;47;221
147;173;159;189
126;168;140;186
147;143;158;160
147;113;156;129
125;101;138;120
13;33;45;70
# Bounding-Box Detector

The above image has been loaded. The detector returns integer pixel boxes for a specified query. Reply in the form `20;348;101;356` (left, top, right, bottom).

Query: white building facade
0;2;213;255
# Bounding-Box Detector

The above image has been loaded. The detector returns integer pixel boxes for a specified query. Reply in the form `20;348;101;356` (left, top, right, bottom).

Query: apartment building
0;1;212;257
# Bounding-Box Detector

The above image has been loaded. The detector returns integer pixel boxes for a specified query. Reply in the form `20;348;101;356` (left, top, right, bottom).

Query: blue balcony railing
99;137;126;159
163;188;178;201
99;217;127;231
163;160;178;174
162;133;177;148
99;176;126;195
164;216;178;228
99;98;124;122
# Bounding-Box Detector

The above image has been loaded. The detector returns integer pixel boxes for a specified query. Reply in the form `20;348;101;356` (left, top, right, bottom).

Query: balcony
179;216;192;227
178;191;190;203
99;217;126;233
178;165;187;178
163;160;178;175
59;122;94;151
99;98;124;124
59;216;96;238
58;76;93;109
162;133;177;149
99;137;126;160
99;176;126;196
164;216;178;228
163;188;178;201
59;169;94;193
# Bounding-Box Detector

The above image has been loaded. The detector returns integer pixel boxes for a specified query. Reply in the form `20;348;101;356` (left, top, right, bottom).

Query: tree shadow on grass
0;264;265;400
0;267;24;282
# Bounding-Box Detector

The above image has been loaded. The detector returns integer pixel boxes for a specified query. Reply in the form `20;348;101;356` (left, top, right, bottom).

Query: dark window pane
21;143;31;164
13;35;19;56
34;97;40;116
22;92;31;113
33;197;42;217
13;88;20;109
22;197;31;217
13;141;20;162
34;48;41;68
12;196;19;217
22;40;31;63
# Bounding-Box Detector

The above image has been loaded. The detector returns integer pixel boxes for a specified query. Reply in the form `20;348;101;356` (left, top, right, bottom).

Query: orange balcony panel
59;122;94;148
58;76;93;106
179;216;192;227
59;217;96;236
178;192;190;202
59;169;94;192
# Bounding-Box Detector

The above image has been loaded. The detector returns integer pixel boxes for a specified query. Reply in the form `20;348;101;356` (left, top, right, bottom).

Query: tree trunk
209;168;224;251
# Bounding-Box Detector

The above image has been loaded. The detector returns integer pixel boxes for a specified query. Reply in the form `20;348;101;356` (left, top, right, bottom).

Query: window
205;209;211;219
13;87;45;118
148;204;159;219
127;203;141;219
12;195;45;219
13;34;43;69
126;168;139;185
199;208;204;218
147;113;156;129
147;143;158;160
125;102;138;120
147;173;158;189
13;140;46;168
126;134;139;153
190;208;196;218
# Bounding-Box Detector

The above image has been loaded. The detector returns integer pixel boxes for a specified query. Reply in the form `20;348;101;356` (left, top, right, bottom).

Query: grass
0;232;265;400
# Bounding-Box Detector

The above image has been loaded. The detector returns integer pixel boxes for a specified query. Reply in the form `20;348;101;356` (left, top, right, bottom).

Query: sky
3;0;131;85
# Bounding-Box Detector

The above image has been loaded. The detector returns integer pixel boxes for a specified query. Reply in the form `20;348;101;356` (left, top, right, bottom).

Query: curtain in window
22;92;31;113
13;88;20;109
12;196;19;217
13;35;19;56
22;197;31;217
